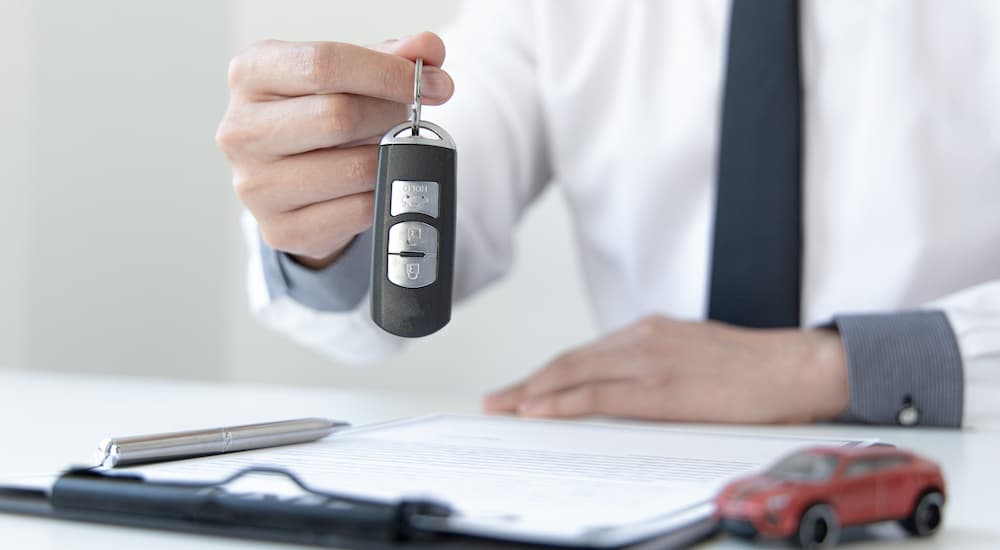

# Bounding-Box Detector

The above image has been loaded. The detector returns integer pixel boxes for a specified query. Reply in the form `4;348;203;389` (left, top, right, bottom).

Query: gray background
0;0;596;398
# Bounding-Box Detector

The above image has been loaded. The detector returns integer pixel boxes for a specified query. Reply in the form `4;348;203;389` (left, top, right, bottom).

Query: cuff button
897;403;920;426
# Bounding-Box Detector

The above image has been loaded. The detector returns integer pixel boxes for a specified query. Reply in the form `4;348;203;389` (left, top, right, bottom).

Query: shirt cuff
834;310;964;428
259;230;372;312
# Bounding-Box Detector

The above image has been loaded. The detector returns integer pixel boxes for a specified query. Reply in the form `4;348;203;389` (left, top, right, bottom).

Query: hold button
390;180;439;218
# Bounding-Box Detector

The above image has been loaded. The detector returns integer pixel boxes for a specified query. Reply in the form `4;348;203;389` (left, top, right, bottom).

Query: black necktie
708;0;803;328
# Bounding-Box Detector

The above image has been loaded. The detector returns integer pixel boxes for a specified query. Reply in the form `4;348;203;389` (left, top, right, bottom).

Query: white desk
1;368;998;549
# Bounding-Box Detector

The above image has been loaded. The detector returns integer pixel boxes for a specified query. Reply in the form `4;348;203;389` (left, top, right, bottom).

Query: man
216;1;1000;428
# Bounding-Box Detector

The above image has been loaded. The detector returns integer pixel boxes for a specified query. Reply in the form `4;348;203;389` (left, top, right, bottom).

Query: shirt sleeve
259;229;371;313
243;212;405;365
240;0;553;364
831;279;1000;428
834;310;963;428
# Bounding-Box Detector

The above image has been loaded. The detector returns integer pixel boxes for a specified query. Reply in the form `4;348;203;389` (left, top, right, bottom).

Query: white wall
0;1;33;370
2;1;597;399
6;0;233;379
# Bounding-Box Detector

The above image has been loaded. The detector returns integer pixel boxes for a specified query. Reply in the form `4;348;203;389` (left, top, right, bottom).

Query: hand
484;316;850;424
216;33;455;268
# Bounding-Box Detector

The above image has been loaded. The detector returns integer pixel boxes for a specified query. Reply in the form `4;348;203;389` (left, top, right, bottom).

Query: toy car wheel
794;504;840;549
900;490;944;537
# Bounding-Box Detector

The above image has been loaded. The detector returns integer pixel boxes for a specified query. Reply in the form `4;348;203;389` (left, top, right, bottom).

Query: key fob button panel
390;180;440;218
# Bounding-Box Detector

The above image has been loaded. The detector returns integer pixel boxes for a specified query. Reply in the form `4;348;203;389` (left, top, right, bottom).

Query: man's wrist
289;239;353;270
803;328;850;421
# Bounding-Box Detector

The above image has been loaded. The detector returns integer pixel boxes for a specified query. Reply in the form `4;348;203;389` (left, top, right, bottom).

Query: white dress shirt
242;0;1000;426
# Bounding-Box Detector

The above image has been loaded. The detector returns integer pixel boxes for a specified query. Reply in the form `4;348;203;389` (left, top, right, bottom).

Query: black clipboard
0;466;719;549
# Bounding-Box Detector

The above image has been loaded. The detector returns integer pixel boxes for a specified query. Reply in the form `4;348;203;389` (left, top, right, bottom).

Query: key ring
411;58;423;136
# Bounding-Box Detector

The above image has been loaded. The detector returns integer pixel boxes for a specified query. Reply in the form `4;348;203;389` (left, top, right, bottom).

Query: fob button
387;255;437;288
390;180;439;218
387;221;438;254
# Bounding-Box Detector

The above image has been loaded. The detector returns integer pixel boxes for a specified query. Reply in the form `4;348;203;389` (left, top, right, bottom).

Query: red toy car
715;445;945;548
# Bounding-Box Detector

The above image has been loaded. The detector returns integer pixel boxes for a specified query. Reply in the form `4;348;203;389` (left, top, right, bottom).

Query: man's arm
240;2;553;363
485;279;1000;428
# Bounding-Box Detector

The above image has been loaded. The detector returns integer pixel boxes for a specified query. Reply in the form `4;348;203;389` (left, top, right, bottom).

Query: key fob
370;121;456;337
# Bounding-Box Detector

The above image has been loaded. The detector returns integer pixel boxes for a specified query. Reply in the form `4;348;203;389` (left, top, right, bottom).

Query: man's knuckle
343;150;376;183
214;108;260;153
353;192;375;222
214;119;241;152
530;365;564;393
638;314;662;331
299;43;336;87
260;219;301;252
226;58;242;89
335;193;374;232
632;315;664;342
232;172;265;204
258;223;285;251
231;172;251;196
229;40;271;87
226;56;249;90
320;95;359;138
550;350;580;372
582;386;603;410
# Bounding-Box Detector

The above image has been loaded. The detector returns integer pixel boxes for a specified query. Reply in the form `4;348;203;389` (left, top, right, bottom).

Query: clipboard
0;466;718;549
0;414;875;549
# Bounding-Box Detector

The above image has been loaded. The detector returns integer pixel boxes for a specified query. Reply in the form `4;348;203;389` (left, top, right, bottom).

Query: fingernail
373;35;411;53
421;68;451;100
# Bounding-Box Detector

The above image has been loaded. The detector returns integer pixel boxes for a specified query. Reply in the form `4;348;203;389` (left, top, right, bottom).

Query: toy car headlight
766;494;790;510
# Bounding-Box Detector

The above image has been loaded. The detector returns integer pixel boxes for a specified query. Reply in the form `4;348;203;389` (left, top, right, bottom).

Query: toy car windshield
765;451;839;481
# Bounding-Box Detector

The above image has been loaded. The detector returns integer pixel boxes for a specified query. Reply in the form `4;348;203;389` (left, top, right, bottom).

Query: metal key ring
411;58;423;136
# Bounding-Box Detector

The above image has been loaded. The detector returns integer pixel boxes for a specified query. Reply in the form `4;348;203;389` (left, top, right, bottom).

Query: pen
96;417;350;468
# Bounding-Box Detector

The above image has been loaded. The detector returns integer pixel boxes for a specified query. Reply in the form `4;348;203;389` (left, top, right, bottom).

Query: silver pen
96;417;350;468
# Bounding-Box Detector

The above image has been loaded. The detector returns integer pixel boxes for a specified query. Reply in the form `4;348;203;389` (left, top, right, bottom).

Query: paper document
123;415;870;547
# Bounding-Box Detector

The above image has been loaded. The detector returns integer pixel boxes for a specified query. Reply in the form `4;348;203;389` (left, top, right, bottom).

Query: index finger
229;33;450;102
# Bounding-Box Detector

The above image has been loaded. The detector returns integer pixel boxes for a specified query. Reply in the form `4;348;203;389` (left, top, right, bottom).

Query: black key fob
370;120;456;337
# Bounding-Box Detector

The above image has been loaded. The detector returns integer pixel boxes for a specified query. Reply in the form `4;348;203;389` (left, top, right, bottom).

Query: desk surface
1;368;998;549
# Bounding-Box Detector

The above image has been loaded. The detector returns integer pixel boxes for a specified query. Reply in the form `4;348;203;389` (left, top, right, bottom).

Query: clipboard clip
52;466;452;542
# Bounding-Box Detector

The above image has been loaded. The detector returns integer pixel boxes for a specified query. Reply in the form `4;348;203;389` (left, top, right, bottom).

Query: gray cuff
834;310;964;428
259;230;372;312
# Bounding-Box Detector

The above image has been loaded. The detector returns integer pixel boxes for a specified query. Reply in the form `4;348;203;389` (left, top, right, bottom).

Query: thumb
371;31;447;67
370;32;452;104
